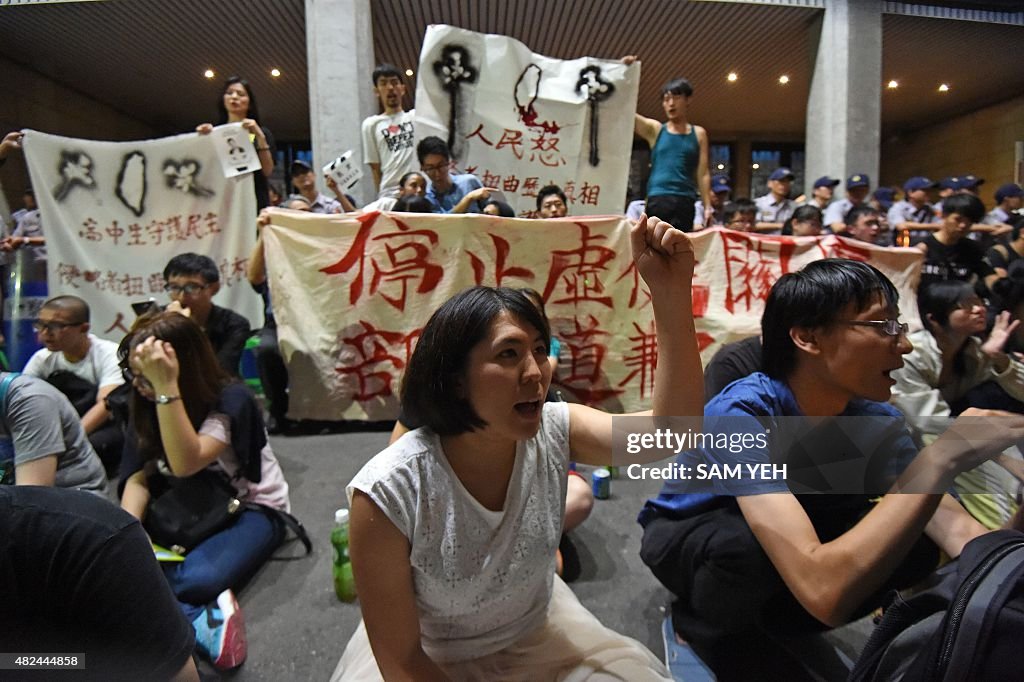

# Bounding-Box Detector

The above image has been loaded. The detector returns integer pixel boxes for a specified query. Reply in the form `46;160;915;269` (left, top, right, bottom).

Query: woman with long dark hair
118;312;291;671
890;280;1024;527
197;76;275;210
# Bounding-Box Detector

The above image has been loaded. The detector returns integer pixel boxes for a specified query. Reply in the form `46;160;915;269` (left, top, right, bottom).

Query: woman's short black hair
762;259;899;379
484;199;516;217
781;204;823;235
918;279;975;331
402;286;550;436
217;76;261;123
393;196;436;213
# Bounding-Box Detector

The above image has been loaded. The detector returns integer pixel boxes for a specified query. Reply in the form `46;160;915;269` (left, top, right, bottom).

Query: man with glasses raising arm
638;259;1024;679
162;253;250;376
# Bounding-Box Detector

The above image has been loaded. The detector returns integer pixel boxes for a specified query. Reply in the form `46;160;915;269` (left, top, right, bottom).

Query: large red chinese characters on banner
262;210;922;421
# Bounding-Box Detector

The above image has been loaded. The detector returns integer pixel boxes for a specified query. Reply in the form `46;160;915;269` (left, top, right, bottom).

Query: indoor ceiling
1;0;1022;144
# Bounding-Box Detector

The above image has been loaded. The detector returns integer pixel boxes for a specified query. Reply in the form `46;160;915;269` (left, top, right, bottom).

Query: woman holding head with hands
118;312;292;672
331;214;701;680
197;76;275;210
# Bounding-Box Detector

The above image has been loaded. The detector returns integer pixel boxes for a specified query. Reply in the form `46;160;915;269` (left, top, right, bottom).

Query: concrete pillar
305;0;377;206
804;0;882;198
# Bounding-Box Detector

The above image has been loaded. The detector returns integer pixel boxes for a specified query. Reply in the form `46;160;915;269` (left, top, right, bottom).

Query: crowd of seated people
4;58;1024;682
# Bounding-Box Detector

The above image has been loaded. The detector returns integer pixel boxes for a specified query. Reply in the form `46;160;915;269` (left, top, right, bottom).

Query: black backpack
851;529;1024;682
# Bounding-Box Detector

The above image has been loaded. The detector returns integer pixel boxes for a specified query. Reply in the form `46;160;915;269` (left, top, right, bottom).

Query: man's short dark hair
762;259;899;380
723;198;757;224
416;136;450;165
163;253;220;284
42;295;90;324
371;63;403;86
845;205;878;226
536;185;567;211
401;287;550;436
662;78;694;98
942;194;985;224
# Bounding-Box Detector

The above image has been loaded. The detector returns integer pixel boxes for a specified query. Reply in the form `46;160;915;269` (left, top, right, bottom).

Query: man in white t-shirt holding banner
361;64;416;200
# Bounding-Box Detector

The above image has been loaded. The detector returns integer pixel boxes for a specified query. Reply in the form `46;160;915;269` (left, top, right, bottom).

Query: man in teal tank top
626;61;712;232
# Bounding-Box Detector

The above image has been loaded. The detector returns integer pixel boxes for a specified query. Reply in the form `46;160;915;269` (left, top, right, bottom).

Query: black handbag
144;469;243;555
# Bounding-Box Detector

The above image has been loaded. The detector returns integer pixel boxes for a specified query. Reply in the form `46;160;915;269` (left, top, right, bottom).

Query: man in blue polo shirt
416;136;490;214
638;258;1024;679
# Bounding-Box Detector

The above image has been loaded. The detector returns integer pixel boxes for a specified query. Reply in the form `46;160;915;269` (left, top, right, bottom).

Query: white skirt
331;576;671;681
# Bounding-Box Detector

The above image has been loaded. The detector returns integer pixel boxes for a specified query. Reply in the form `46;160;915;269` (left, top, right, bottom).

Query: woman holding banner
332;214;701;681
197;76;275;210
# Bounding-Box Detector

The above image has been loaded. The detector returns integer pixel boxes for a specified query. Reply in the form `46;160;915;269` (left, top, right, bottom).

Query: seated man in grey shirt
0;372;107;494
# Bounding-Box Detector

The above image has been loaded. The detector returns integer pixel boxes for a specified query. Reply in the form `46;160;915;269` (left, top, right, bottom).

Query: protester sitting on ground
196;76;274;211
824;173;871;232
986;218;1024;279
536;184;569;218
162;253;250;376
780;204;824;237
417;136;490;213
890;280;1024;528
842;205;882;244
118;312;292;671
639;258;1024;679
917;193;999;292
332;214;699;680
755;167;796;225
1;485;199;682
703;334;763;402
0;371;107;495
386;285;594;582
482;199;516;217
23;295;125;475
722;198;757;232
248;202;310;435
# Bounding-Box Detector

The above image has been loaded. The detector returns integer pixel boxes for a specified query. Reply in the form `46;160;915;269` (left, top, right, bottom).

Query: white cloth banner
414;24;639;218
263;211;923;422
22;128;262;341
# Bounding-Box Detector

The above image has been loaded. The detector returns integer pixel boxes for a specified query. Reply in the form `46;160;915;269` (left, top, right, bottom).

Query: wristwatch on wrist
156;394;181;404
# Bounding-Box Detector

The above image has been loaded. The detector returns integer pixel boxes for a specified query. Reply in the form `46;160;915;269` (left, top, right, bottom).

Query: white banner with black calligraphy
22;128;263;341
262;210;923;422
414;24;639;218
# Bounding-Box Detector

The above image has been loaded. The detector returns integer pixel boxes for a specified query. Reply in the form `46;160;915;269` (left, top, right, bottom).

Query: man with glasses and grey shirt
162;253;250;376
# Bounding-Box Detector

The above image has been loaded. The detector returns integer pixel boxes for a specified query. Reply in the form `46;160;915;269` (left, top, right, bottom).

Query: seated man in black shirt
163;253;250;376
917;194;999;293
0;486;197;681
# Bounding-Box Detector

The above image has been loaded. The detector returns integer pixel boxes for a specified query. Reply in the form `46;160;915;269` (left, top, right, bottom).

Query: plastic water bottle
332;509;357;602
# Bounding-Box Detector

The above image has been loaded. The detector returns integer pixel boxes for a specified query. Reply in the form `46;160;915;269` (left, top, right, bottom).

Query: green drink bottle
332;509;357;602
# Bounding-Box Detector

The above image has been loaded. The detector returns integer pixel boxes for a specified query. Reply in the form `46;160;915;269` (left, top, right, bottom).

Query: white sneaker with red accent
193;588;247;670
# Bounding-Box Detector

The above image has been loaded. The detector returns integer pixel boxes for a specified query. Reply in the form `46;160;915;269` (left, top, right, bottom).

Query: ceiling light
778;75;790;85
270;68;281;78
727;72;738;83
887;80;899;89
203;69;215;79
716;163;725;170
405;68;414;77
938;83;950;92
752;163;760;170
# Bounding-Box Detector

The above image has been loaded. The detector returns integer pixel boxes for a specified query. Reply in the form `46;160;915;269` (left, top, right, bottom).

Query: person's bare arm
350;491;449;680
369;163;382;193
15;455;58;486
80;383;117;434
170;657;200;682
695;125;712;225
121;470;150;521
